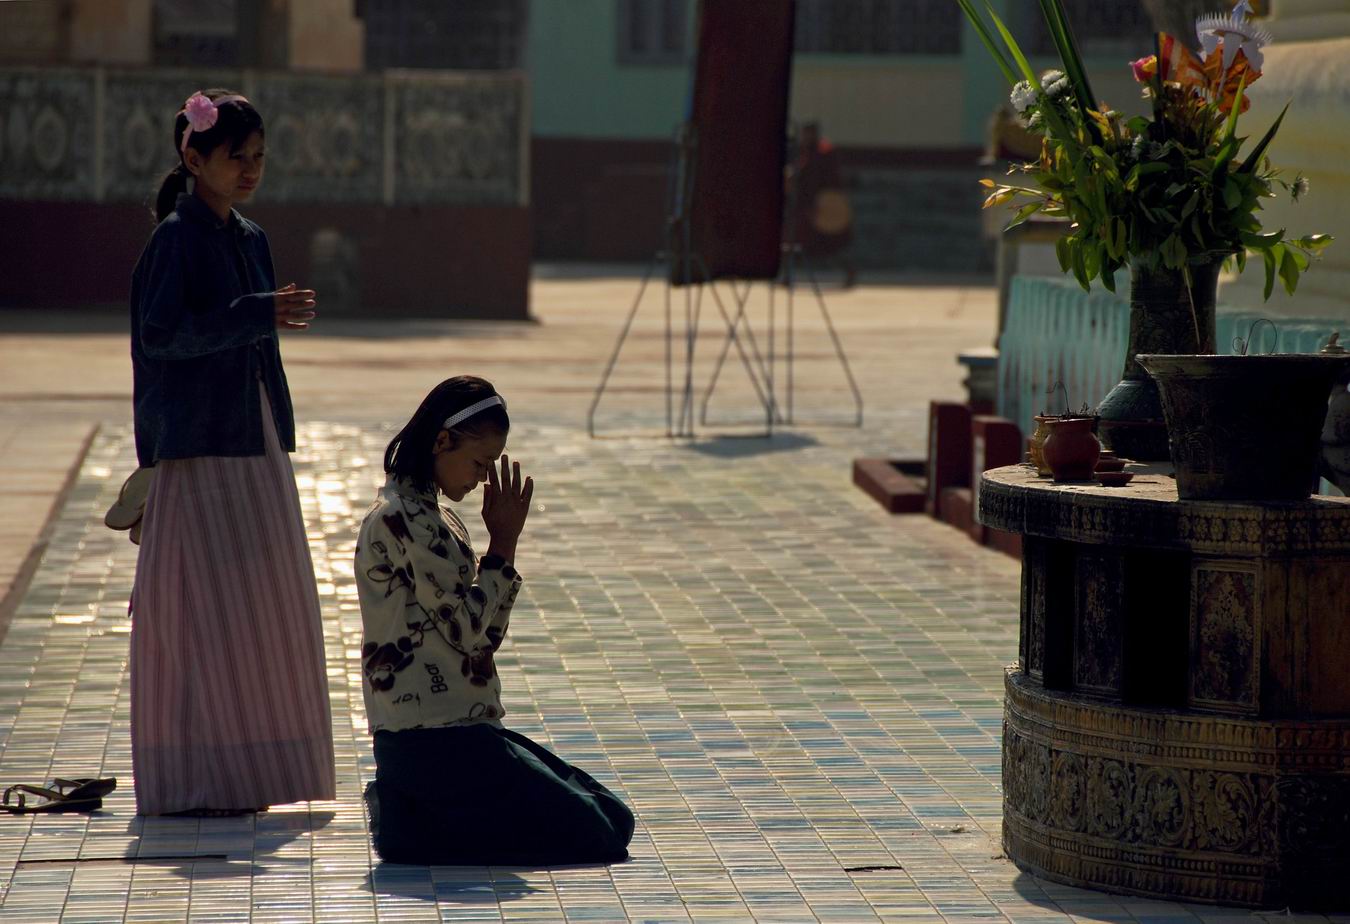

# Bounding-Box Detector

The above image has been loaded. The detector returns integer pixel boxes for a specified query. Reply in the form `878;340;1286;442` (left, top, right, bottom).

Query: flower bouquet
961;0;1339;464
960;0;1330;301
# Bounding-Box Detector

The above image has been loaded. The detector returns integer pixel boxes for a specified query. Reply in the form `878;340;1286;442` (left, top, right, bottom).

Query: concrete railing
998;274;1342;437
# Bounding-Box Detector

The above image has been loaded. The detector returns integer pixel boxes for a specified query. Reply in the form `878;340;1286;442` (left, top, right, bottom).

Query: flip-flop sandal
104;468;153;531
52;778;117;800
1;782;104;814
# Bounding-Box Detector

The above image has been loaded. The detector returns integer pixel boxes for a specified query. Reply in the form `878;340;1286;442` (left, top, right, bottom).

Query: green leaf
1262;246;1278;300
1083;241;1101;281
1279;248;1301;295
1292;233;1334;254
1222;72;1247;145
1235;249;1247;274
1241;230;1285;248
1237;102;1290;175
1161;234;1187;269
954;0;1019;86
1004;202;1043;232
1181;190;1200;219
1055;235;1072;274
1036;0;1097;114
986;2;1039;86
1212;136;1240;174
1221;177;1243;210
1070;239;1090;290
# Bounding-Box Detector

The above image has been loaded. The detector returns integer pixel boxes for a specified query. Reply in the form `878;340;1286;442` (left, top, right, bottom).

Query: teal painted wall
527;1;1150;146
528;0;692;140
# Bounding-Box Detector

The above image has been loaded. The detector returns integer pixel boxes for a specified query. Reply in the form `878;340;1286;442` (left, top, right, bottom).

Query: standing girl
356;376;634;864
128;89;335;815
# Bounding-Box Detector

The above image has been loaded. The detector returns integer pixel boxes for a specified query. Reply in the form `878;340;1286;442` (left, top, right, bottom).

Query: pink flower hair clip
178;91;250;154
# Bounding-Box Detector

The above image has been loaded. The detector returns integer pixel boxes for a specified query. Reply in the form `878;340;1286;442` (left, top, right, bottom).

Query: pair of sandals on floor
2;777;117;814
1;776;254;817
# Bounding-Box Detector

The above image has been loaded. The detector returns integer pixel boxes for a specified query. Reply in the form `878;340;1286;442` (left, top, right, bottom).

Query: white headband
442;396;505;431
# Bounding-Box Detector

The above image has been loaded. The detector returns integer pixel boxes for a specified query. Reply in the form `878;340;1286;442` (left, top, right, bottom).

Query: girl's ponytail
153;163;190;224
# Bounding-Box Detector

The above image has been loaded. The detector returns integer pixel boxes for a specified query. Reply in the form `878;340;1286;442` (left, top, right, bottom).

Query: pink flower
183;93;218;133
1130;55;1156;84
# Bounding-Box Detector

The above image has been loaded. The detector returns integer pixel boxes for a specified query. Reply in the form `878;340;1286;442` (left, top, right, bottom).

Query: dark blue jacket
130;194;295;466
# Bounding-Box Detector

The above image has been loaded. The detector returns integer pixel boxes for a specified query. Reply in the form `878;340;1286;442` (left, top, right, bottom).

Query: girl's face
432;428;508;503
185;130;265;217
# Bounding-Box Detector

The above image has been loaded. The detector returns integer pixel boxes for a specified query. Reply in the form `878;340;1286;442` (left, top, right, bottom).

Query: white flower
1040;69;1069;98
1196;0;1272;72
1293;174;1310;202
1010;80;1037;114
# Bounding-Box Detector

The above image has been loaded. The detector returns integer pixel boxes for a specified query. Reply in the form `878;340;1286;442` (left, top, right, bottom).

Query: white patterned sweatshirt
355;474;523;734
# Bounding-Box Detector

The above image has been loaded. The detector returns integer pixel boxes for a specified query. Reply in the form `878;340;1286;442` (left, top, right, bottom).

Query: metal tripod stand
587;124;862;438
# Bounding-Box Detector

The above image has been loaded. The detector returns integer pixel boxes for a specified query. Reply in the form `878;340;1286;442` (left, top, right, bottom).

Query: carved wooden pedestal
979;465;1350;910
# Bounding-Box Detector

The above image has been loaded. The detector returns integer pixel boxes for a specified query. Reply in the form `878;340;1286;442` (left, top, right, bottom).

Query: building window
153;0;239;67
794;0;962;56
617;0;688;66
361;0;527;70
1018;0;1153;57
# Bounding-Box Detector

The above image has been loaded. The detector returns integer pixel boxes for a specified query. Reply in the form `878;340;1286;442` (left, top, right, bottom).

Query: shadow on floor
363;866;540;903
680;431;820;458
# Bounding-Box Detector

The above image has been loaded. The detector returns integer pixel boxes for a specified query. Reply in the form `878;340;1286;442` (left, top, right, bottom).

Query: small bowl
1094;458;1126;473
1096;471;1134;487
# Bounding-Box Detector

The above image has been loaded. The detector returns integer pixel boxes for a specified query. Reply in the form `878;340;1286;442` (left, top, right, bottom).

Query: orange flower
1204;48;1261;112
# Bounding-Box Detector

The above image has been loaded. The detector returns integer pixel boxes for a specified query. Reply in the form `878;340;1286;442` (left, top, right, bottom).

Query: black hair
152;89;265;224
384;376;511;485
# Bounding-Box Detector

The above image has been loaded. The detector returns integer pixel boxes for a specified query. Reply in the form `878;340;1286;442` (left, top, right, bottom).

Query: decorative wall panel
1190;563;1259;715
1;67;526;208
0;70;94;201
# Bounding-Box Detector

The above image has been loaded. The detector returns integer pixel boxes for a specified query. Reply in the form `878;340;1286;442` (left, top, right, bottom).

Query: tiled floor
0;415;1343;922
2;279;1345;921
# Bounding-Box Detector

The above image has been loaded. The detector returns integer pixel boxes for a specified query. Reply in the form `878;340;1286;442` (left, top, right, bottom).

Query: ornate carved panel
0;69;94;201
1022;538;1047;679
1003;670;1350;908
1190;563;1259;715
1074;550;1123;696
979;466;1350;557
248;74;384;204
101;70;233;204
392;74;523;206
1;67;527;207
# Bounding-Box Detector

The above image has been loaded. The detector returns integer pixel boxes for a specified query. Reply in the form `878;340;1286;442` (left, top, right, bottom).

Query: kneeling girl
355;376;634;864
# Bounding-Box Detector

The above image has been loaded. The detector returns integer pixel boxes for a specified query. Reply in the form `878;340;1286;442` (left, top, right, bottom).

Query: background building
0;0;529;318
527;0;1151;275
6;1;1338;312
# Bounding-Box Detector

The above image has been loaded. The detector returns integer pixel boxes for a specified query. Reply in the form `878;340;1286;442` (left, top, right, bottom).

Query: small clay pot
1042;417;1101;482
1028;415;1055;476
1094;457;1126;473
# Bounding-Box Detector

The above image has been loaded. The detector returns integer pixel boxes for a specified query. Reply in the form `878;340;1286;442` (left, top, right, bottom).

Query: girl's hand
482;454;533;564
274;283;317;330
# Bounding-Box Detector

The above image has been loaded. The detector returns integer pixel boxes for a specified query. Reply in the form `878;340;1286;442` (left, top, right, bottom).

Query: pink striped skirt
130;386;336;814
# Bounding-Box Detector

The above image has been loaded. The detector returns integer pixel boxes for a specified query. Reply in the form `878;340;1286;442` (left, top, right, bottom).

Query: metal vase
1137;353;1350;501
1096;257;1222;461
